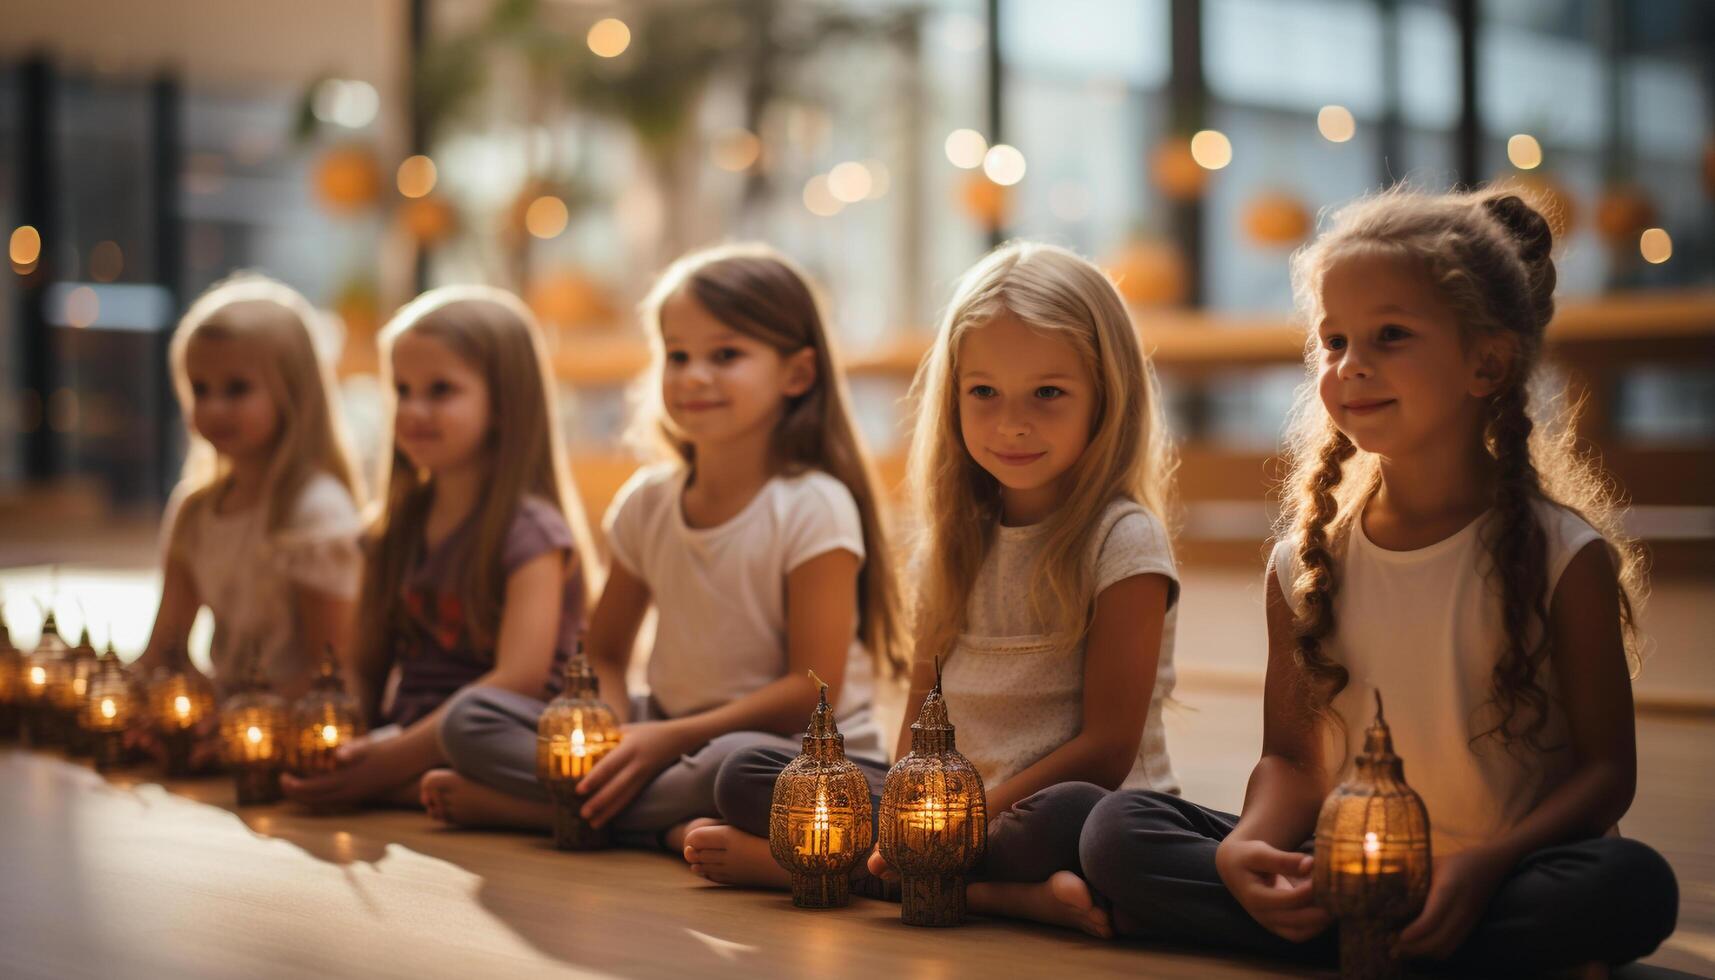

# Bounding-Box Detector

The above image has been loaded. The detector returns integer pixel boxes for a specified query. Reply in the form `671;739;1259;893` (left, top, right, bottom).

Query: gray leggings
712;746;1110;885
437;685;798;848
1076;788;1680;973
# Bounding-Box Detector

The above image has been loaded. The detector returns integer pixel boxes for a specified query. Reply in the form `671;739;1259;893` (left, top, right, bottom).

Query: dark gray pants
1078;788;1680;974
437;685;798;847
712;747;1111;887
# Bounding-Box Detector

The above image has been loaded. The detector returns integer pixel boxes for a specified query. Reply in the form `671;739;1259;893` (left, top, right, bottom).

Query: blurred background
0;0;1711;703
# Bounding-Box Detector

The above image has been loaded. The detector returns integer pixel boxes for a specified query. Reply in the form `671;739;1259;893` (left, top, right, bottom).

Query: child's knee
1597;839;1679;957
435;686;507;769
1078;790;1179;884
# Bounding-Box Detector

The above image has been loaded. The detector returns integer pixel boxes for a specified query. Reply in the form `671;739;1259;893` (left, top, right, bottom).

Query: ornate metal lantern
878;663;987;927
537;642;622;851
146;645;218;776
289;646;364;776
21;609;72;747
81;644;135;771
220;656;291;805
1313;691;1433;980
768;671;875;909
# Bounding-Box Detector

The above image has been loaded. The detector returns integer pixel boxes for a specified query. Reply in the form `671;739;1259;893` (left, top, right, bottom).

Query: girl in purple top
281;286;592;809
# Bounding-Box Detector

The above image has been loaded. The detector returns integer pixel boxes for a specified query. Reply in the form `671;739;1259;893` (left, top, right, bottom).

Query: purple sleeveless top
383;495;586;727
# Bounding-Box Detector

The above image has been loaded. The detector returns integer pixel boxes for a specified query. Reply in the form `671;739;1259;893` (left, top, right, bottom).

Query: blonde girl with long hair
135;274;365;766
425;244;900;855
282;286;594;808
687;241;1182;934
1076;190;1677;973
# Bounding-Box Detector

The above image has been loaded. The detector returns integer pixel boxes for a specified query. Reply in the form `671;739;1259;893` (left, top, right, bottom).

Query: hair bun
1483;194;1553;265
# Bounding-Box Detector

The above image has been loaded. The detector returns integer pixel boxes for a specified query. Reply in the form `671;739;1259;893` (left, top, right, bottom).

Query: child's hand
865;846;897;882
1215;838;1331;943
576;721;687;828
280;734;387;807
1395;845;1511;960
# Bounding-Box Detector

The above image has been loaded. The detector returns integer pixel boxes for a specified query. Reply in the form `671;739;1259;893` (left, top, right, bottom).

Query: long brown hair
1280;187;1647;749
906;241;1177;666
167;273;365;541
632;243;902;676
353;286;594;715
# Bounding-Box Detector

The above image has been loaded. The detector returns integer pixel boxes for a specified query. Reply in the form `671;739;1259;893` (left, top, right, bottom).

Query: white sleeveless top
941;498;1181;793
1272;498;1604;855
165;472;364;698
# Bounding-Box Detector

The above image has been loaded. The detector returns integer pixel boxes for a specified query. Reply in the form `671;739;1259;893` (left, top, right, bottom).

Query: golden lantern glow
395;154;437;199
82;645;134;771
1639;227;1672;265
1506;133;1543;170
9;225;42;266
220;662;291;805
1317;105;1356;143
538;643;622;850
146;647;217;777
1313;692;1432;980
769;671;875;908
313;145;383;214
586;17;631;58
878;664;987;927
1150;136;1209;201
60;626;101;757
290;646;364;777
1242;190;1313;248
1189;129;1233;170
524;195;570;239
22;610;72;748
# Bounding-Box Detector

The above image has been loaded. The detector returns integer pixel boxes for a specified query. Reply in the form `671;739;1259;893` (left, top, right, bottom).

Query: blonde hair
906;241;1177;666
631;243;903;676
1280;187;1647;749
167;273;364;543
354;286;595;714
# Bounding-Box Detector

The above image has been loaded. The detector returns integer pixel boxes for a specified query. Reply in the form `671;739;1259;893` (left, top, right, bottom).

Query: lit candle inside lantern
29;666;45;688
902;794;966;838
319;724;339;746
100;698;116;720
795;792;847;857
72;677;87;697
173;695;191;720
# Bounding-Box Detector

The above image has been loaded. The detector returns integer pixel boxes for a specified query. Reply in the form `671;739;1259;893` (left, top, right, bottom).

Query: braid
1479;381;1553;748
1292;422;1356;710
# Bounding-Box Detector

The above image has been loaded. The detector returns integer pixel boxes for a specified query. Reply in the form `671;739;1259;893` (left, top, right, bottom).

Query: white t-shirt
166;472;364;697
1272;498;1605;855
604;464;881;757
941;497;1181;793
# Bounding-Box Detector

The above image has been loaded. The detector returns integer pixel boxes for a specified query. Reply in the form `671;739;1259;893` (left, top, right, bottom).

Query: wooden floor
2;683;1711;980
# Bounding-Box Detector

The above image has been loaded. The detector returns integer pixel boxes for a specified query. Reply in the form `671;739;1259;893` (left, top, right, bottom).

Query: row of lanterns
5;608;1429;974
534;645;1434;976
0;610;364;806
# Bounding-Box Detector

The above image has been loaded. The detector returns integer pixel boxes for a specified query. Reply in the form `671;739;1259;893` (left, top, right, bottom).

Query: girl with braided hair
1074;188;1677;973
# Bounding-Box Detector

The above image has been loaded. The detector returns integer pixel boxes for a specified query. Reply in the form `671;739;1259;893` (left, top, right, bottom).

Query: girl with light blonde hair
134;274;366;766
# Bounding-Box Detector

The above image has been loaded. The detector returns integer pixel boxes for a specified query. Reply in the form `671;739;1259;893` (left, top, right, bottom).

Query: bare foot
419;769;554;830
682;822;791;889
968;870;1114;939
664;817;717;854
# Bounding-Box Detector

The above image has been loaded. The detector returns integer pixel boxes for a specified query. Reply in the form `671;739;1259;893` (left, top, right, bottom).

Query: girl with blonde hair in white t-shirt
132;274;366;766
691;241;1183;935
1078;190;1676;973
426;244;900;854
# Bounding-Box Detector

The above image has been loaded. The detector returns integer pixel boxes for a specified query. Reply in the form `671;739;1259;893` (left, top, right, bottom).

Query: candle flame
814;791;830;828
173;695;191;717
571;727;587;755
29;667;44;686
100;698;116;719
73;677;87;696
321;724;339;743
1363;831;1380;855
246;726;263;744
